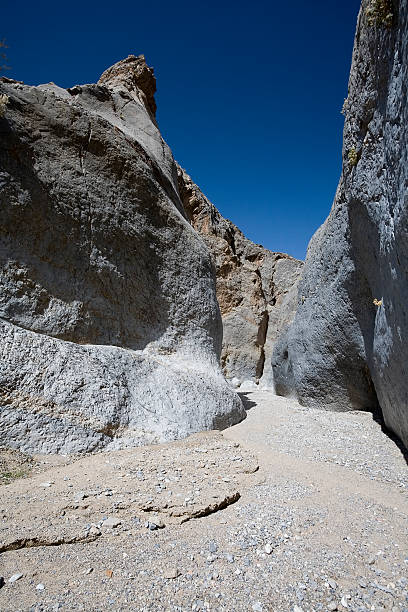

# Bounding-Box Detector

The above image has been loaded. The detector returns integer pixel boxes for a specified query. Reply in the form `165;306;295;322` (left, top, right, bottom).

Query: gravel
0;391;406;611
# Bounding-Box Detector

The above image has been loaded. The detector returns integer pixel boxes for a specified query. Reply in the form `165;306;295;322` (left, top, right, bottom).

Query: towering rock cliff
0;55;245;454
177;168;303;387
273;0;408;448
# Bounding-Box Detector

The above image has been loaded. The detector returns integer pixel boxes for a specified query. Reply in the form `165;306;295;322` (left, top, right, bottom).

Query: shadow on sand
238;392;257;412
371;407;408;466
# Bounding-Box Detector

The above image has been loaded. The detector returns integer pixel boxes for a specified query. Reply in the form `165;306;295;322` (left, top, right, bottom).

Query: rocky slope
272;0;408;448
0;55;244;454
177;168;303;387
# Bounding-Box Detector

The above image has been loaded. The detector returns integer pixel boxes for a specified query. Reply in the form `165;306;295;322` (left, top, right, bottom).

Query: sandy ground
0;390;407;611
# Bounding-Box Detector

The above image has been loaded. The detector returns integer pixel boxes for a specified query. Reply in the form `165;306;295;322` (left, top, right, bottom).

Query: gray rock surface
177;168;303;387
272;0;408;447
0;55;244;454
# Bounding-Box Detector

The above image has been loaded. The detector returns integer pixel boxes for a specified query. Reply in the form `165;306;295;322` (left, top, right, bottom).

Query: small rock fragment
36;583;45;591
105;570;113;578
264;543;273;555
103;517;122;529
9;573;23;583
252;603;263;612
164;568;180;579
327;603;337;611
209;541;218;553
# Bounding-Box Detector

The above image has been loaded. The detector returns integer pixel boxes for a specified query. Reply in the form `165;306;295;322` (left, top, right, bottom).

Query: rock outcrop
0;55;245;454
273;0;408;448
177;168;303;387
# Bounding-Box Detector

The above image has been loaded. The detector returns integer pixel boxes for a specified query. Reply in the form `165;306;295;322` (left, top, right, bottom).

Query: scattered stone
8;573;23;583
36;583;45;591
105;570;113;579
252;603;263;612
264;543;273;555
328;579;337;589
163;568;180;580
327;603;337;611
103;517;122;529
209;541;218;553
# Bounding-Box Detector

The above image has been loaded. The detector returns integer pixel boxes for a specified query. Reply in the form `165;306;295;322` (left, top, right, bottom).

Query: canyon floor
0;391;407;612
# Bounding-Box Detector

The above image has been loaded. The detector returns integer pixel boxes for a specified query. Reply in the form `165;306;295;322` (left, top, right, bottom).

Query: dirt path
0;391;407;611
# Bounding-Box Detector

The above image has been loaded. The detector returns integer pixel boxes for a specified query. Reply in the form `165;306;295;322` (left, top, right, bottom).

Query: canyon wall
177;168;303;388
273;0;408;448
0;55;245;454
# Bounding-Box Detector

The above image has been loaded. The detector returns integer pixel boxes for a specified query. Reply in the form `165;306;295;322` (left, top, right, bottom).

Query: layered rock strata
177;168;303;387
0;55;244;454
273;0;408;447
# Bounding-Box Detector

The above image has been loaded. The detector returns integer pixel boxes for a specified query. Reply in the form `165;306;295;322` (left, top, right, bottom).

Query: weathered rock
177;167;303;386
272;0;408;447
0;55;244;454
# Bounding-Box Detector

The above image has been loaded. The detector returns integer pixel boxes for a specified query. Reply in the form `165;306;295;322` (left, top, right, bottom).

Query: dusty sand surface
0;391;407;611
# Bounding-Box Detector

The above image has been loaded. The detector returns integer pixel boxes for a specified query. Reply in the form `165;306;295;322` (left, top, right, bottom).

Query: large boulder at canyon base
273;0;408;448
0;55;244;454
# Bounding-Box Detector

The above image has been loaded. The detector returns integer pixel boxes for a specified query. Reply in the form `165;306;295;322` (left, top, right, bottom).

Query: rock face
177;168;303;387
0;55;245;454
273;0;408;448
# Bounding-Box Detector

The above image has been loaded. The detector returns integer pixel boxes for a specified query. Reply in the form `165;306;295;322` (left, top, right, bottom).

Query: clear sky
2;0;361;260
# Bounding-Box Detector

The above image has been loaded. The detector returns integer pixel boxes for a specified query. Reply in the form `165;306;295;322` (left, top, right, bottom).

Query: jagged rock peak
98;54;157;118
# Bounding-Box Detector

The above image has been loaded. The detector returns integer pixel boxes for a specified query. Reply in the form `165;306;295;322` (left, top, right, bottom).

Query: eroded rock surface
0;55;244;454
0;432;258;552
177;168;303;387
272;0;408;447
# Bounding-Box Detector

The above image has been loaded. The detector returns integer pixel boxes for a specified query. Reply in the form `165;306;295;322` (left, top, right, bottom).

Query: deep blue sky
2;0;361;260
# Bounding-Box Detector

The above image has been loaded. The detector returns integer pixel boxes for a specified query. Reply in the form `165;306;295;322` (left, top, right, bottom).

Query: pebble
36;583;45;591
163;568;180;579
252;603;263;611
8;573;23;583
327;603;337;611
103;517;122;529
340;596;348;608
209;541;218;553
40;482;53;488
225;553;234;563
328;579;337;589
264;543;273;554
0;577;4;589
